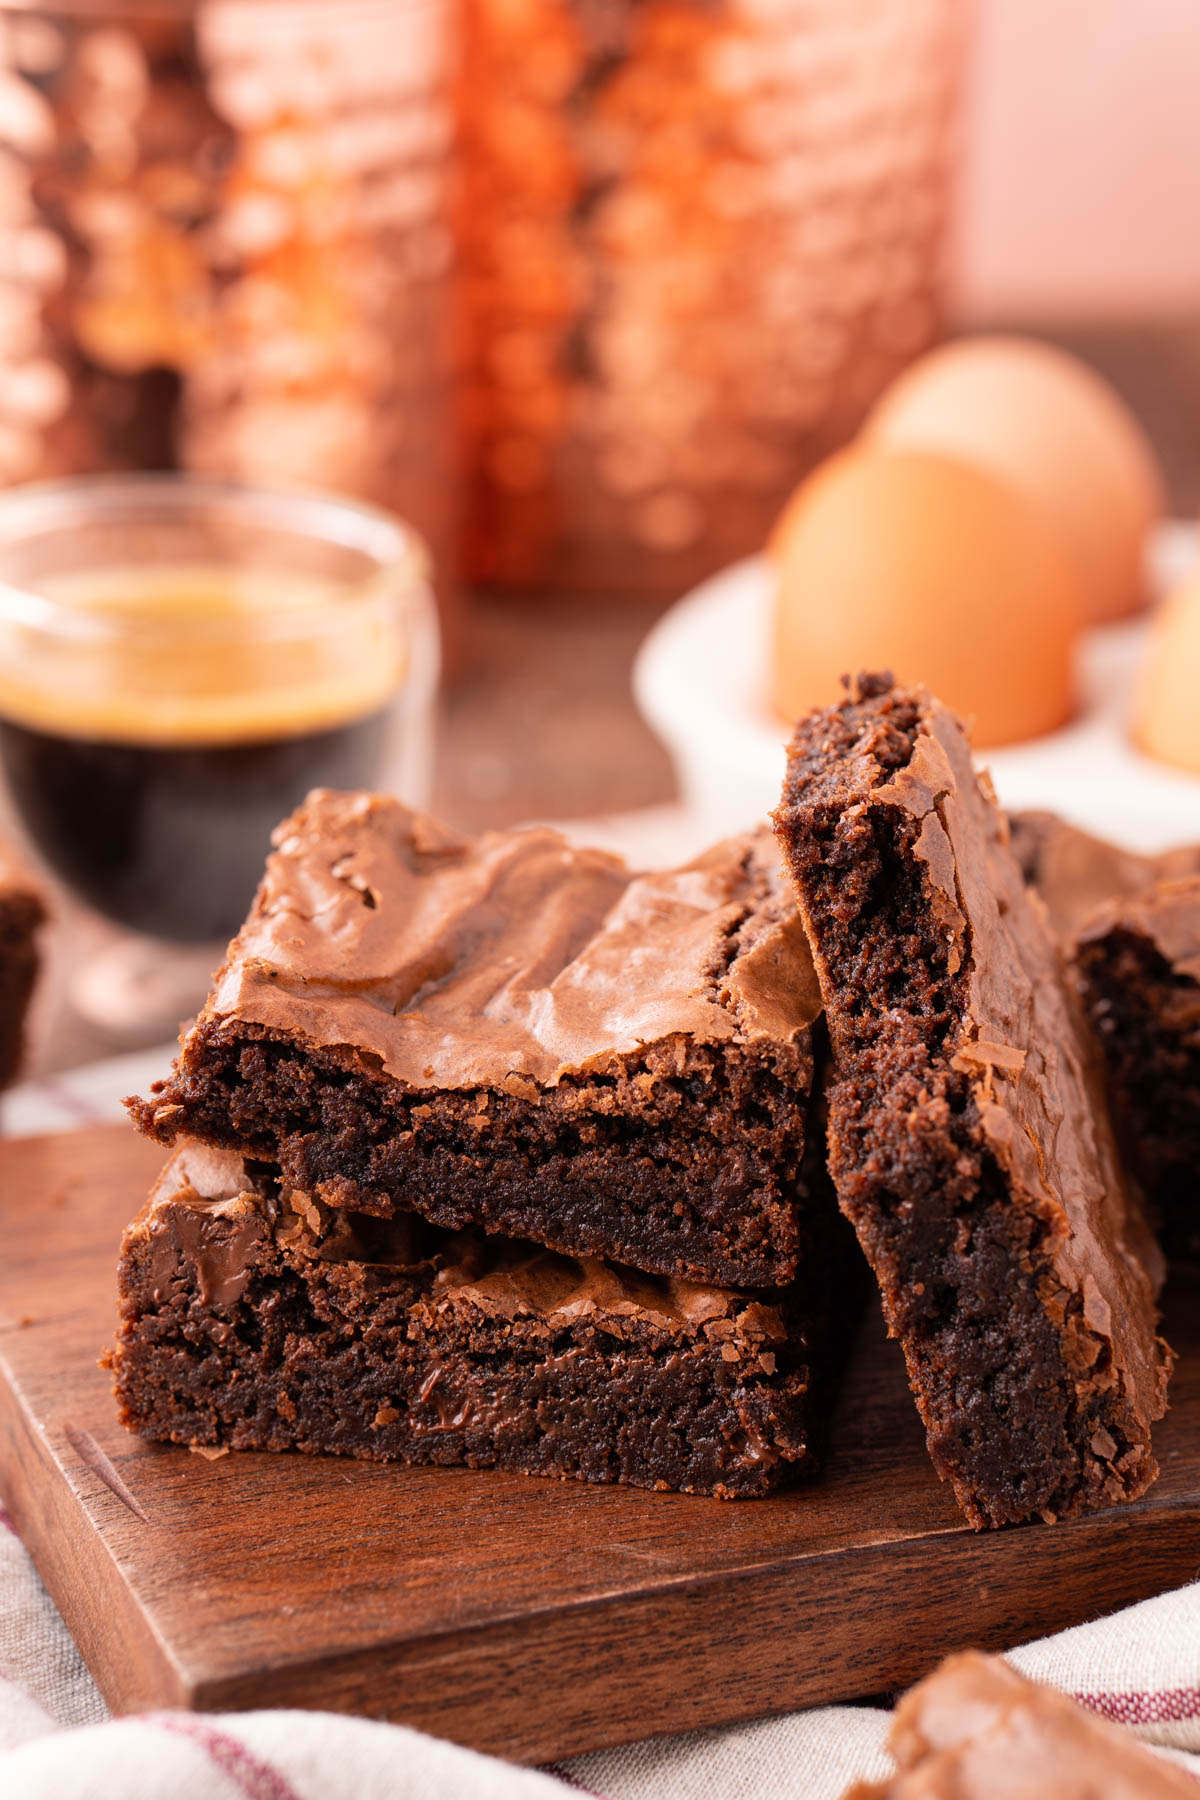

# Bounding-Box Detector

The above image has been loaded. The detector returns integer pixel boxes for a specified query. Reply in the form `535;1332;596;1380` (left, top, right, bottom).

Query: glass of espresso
0;474;437;1031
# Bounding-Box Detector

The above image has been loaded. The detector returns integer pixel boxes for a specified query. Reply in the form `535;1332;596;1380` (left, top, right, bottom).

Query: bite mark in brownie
108;1142;859;1499
127;794;823;1287
1075;877;1200;1261
772;674;1170;1530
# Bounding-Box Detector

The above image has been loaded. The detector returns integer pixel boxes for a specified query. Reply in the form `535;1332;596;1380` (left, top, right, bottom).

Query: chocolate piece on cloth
126;793;824;1288
107;1142;860;1499
772;672;1171;1530
844;1651;1199;1799
1075;876;1200;1262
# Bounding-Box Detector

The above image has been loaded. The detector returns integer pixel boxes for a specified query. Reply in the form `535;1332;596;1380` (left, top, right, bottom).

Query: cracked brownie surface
128;791;823;1287
109;1141;858;1498
1009;808;1200;941
772;673;1170;1529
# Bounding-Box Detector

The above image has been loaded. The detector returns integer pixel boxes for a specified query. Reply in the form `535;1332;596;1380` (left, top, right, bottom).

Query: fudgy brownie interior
109;1142;860;1499
773;673;1170;1529
1076;878;1200;1261
134;1025;813;1288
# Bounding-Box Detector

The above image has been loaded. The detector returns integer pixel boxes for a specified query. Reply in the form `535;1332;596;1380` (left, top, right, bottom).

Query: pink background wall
951;0;1200;321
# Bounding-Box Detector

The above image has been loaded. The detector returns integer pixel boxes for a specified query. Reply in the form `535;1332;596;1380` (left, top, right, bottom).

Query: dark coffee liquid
0;707;392;941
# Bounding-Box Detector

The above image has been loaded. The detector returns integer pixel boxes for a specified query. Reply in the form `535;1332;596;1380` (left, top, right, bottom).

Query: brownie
109;1141;858;1499
772;673;1171;1529
846;1652;1198;1799
1009;809;1200;940
0;848;43;1089
1010;813;1200;1259
1075;877;1200;1261
127;792;823;1288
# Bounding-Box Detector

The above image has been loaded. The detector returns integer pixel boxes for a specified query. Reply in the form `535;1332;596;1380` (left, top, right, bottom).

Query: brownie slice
109;1142;858;1499
1009;808;1200;940
0;848;43;1089
772;673;1170;1529
846;1652;1199;1799
127;792;822;1288
1075;877;1200;1261
1011;813;1200;1260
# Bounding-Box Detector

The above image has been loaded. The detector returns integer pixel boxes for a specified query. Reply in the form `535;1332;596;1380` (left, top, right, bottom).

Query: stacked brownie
114;795;857;1497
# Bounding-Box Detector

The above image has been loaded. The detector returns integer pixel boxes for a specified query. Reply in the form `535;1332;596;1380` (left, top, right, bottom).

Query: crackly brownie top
194;789;821;1091
1010;809;1200;942
133;1144;791;1351
1077;874;1200;981
775;675;1166;1406
848;1652;1199;1799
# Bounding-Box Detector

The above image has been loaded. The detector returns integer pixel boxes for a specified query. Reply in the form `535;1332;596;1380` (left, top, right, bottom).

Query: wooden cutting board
1;1124;1197;1765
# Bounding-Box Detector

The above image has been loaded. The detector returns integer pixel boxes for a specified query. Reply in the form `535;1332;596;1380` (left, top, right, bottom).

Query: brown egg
1132;574;1200;774
865;336;1164;623
769;446;1085;746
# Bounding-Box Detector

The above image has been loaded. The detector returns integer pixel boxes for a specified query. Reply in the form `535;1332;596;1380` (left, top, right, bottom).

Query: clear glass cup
0;472;438;1032
0;0;461;649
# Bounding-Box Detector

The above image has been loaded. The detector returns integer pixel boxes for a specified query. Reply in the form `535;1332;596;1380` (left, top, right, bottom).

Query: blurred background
0;0;1196;1087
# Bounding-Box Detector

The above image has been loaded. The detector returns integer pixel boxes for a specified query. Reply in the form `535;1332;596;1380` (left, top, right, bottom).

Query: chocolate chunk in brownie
1075;876;1200;1261
1009;808;1200;940
127;792;823;1288
846;1652;1199;1800
0;848;43;1089
109;1141;860;1499
772;673;1170;1530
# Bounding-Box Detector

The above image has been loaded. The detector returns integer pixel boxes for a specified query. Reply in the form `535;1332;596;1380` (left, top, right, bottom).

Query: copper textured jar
0;0;458;620
461;0;965;596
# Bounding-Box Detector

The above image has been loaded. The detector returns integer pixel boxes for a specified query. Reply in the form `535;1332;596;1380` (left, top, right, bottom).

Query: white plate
633;523;1200;854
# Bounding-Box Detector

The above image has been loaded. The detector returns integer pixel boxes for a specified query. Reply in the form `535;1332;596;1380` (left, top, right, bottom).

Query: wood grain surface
1;1124;1197;1764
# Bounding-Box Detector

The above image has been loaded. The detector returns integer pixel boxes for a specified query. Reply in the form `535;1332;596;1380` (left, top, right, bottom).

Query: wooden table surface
4;1125;1198;1759
16;321;1200;1076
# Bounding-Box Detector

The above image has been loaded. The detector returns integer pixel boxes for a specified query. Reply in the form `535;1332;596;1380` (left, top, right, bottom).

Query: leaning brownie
772;673;1170;1529
1075;877;1200;1261
0;847;43;1088
128;792;822;1288
846;1652;1199;1799
109;1142;857;1499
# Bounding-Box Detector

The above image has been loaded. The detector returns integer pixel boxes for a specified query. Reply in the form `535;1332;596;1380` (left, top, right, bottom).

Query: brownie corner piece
127;792;823;1288
112;1143;858;1500
772;673;1170;1529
